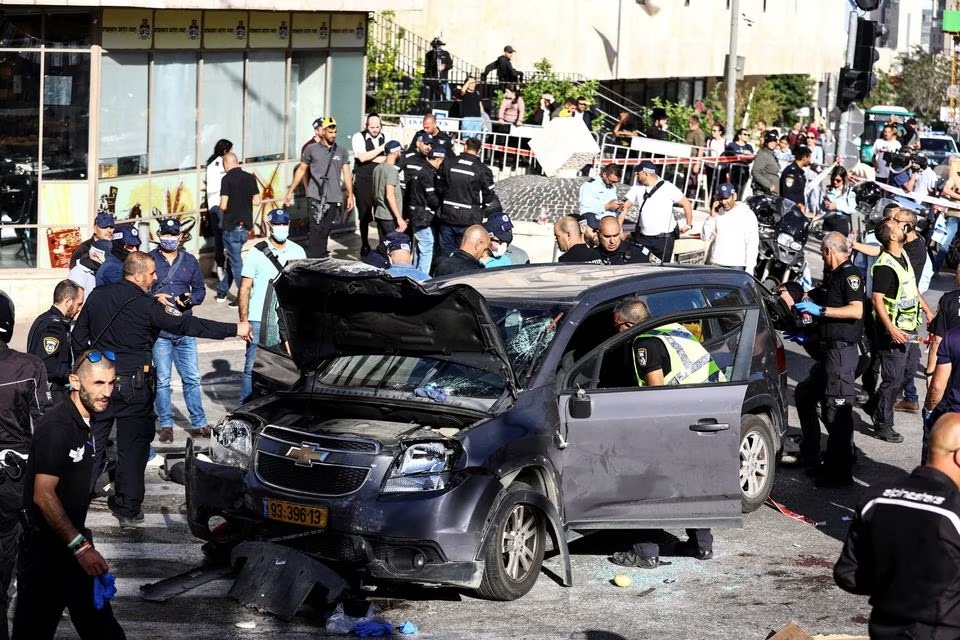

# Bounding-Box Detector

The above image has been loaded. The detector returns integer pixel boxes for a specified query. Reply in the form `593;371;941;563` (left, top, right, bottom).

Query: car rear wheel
477;483;546;601
740;415;775;513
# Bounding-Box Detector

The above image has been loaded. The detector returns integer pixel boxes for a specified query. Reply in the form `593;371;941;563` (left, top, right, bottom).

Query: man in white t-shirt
702;183;759;272
624;160;693;262
873;124;902;184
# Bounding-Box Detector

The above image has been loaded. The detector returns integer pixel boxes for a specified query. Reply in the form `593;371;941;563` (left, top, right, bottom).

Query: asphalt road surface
38;247;949;639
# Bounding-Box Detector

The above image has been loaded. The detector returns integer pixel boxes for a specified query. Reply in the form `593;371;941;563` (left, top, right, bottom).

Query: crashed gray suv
185;260;788;600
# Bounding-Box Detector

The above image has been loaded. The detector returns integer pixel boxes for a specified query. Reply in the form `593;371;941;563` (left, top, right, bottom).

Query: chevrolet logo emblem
284;442;331;467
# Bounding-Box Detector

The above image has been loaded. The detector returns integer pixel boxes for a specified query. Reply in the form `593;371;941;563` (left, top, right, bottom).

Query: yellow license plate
263;499;328;528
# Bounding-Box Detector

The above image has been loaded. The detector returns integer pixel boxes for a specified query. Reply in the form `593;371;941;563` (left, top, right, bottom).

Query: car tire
477;482;546;601
740;415;775;513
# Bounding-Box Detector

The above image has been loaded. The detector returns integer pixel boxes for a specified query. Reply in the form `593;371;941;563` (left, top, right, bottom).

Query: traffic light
837;18;883;110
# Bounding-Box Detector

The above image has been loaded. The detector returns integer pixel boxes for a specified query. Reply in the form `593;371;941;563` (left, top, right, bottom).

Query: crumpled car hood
274;259;517;388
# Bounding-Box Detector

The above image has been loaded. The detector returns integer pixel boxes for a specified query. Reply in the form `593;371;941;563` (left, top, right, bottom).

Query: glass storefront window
44;11;95;48
99;53;148;177
329;53;364;144
0;13;41;48
200;52;244;164
245;52;285;162
289;53;326;159
151;52;198;172
0;50;40;269
42;52;90;180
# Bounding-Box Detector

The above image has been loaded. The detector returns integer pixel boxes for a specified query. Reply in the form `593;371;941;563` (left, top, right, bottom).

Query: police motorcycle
747;194;810;293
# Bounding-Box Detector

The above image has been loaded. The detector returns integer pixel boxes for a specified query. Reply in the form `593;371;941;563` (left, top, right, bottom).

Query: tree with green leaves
890;47;950;119
518;59;601;129
366;12;424;114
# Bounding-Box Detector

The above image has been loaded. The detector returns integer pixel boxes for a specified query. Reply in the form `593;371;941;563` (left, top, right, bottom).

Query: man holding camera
873;125;902;185
150;218;211;444
793;232;865;486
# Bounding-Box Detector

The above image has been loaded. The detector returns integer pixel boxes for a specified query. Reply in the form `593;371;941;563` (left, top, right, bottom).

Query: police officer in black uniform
436;137;499;258
27;279;84;404
12;350;124;640
71;253;251;526
794;231;865;487
835;412;960;639
0;290;48;640
596;216;661;265
779;145;812;215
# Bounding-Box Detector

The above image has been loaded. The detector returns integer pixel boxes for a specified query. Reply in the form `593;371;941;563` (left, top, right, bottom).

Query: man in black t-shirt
554;216;602;264
13;350;124;639
216;152;261;302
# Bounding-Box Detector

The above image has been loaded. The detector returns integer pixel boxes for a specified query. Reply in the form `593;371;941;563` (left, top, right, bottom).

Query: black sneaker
228;300;238;308
873;428;904;443
611;551;669;569
674;539;713;560
116;513;145;528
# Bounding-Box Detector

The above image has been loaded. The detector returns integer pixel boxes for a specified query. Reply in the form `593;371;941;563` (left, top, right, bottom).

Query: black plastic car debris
228;541;350;621
140;562;235;602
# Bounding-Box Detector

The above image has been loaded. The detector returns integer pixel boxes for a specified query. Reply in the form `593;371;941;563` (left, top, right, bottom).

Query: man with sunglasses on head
12;349;125;640
72;252;252;528
0;290;48;640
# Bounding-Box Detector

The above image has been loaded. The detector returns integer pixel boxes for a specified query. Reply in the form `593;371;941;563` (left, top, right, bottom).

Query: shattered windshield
314;301;567;399
488;302;567;381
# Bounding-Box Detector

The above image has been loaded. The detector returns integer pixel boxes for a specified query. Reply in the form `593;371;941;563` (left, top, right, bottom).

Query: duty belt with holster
117;365;156;391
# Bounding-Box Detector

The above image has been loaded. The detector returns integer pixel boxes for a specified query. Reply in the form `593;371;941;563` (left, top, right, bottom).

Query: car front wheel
477;482;546;601
740;415;775;513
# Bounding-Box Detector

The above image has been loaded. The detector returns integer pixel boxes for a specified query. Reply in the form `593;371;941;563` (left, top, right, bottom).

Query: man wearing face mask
238;209;305;405
482;213;529;268
95;225;140;287
150;218;210;444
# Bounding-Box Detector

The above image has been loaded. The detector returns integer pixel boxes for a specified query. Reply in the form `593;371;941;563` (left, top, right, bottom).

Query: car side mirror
568;388;592;419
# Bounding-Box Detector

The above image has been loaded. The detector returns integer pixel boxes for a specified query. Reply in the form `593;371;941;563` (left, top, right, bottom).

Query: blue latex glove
795;300;823;317
93;572;117;610
783;332;808;345
399;621;419;635
414;385;448;403
923;409;933;422
355;621;393;637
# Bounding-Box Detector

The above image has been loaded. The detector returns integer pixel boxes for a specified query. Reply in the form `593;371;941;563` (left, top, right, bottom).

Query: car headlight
382;442;457;493
209;418;253;468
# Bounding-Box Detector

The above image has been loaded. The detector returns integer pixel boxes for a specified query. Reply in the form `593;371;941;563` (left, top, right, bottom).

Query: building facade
0;0;419;290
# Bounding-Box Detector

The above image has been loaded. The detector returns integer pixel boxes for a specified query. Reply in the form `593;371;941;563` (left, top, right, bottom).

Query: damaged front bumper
185;438;494;590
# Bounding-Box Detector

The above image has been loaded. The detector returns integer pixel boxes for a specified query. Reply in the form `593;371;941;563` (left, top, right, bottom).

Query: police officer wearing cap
780;145;812;215
751;131;781;196
625;160;694;262
436;137;499;258
793;232;865;486
238;209;305;405
0;289;48;640
150;217;210;443
27;280;84;405
96;225;140;287
72;253;252;526
69;213;115;269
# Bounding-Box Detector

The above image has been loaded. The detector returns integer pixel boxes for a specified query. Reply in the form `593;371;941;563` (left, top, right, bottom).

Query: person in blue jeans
216;152;260;302
150;218;211;442
237;208;306;404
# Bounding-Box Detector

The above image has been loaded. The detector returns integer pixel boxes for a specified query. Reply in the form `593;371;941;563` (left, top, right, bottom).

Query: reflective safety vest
871;251;920;332
634;323;726;386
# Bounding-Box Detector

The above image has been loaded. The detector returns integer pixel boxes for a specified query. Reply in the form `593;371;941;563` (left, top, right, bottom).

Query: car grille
256;452;370;496
260;426;379;453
